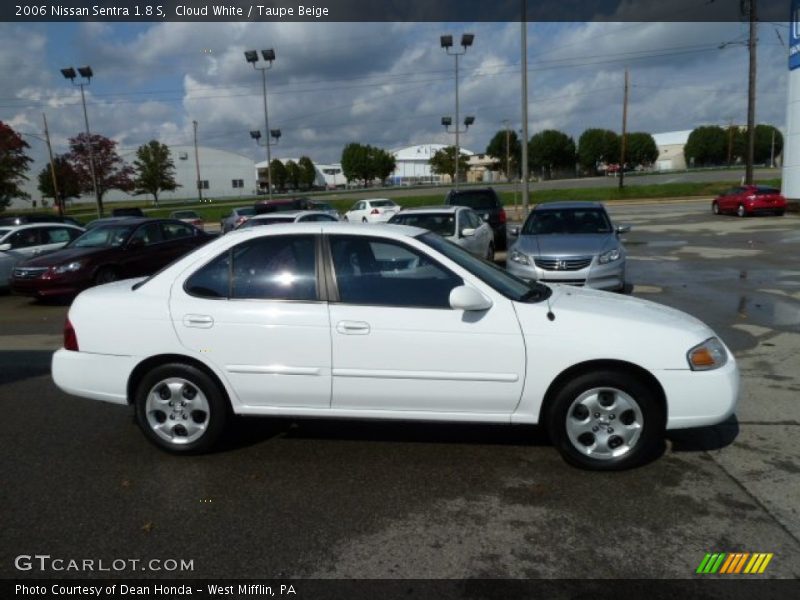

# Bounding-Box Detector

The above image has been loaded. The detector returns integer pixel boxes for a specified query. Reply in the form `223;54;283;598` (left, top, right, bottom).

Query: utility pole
193;120;203;203
42;113;62;217
503;119;511;182
745;0;757;185
619;68;629;189
770;127;776;168
727;118;734;167
520;2;530;216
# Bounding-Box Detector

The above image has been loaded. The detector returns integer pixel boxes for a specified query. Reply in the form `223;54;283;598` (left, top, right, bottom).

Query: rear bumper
51;348;134;405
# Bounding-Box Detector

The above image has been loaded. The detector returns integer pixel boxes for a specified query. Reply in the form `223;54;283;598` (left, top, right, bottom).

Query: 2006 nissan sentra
52;222;739;470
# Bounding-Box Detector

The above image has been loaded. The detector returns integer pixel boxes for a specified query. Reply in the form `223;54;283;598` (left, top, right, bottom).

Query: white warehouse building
389;143;475;185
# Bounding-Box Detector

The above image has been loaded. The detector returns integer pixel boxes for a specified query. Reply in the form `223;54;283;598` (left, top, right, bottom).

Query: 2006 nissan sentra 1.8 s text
52;222;739;470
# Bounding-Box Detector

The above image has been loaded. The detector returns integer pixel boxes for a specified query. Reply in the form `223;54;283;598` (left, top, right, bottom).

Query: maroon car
712;185;787;217
11;218;212;298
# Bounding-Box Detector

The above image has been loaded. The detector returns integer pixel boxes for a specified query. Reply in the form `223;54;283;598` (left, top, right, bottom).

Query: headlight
598;248;621;264
687;337;728;371
509;249;530;265
53;261;83;274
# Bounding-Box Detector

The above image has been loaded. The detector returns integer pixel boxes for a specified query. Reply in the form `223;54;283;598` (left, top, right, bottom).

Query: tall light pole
441;116;475;185
245;48;276;200
440;33;474;190
61;66;101;217
250;128;282;190
520;12;530;216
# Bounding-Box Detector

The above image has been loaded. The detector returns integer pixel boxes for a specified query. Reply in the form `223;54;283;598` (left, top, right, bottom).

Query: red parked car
11;218;211;298
712;185;787;217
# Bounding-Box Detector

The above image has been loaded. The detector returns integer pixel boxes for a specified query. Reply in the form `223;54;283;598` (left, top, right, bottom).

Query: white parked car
0;223;84;288
388;206;495;260
236;210;339;230
52;223;739;470
344;199;400;223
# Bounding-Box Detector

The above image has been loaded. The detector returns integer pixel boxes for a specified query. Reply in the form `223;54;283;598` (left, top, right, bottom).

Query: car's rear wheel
776;210;785;216
546;369;664;470
94;267;118;285
737;204;746;218
712;201;720;215
134;363;228;453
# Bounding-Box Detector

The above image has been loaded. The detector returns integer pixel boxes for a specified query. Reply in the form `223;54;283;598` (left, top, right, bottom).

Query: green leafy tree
341;143;374;186
577;128;620;173
485;129;521;178
429;146;470;181
529;129;576;178
625;132;659;168
754;124;783;165
269;159;287;191
37;154;81;206
285;160;301;190
298;156;317;189
133;140;179;205
684;126;727;167
372;147;396;185
0;121;33;211
67;132;134;214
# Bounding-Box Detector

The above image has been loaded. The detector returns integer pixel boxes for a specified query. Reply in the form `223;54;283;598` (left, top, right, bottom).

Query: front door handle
183;314;214;328
336;320;370;335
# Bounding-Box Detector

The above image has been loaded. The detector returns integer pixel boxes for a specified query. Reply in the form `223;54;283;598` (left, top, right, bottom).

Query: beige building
652;130;692;171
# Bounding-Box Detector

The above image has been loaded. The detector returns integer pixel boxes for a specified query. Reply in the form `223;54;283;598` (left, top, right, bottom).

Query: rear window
236;207;256;216
389;213;456;237
755;187;780;195
448;191;498;210
370;200;396;208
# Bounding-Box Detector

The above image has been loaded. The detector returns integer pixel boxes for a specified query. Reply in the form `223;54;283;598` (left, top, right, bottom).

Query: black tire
545;369;664;470
776;210;785;217
737;204;746;218
712;201;720;215
486;242;495;262
94;266;118;285
134;363;229;454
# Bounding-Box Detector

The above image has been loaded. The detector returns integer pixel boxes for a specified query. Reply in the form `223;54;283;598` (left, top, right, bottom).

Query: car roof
533;201;605;210
226;220;424;238
395;205;460;214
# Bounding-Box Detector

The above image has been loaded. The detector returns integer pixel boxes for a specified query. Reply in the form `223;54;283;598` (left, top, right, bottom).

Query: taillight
64;317;79;351
371;208;380;215
499;208;507;224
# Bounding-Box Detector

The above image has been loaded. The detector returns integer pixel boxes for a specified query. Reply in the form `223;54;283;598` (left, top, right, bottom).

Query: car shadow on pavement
0;350;52;386
666;415;740;452
219;417;550;452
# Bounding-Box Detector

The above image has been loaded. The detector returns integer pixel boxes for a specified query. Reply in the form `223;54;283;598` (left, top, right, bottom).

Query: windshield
522;208;612;235
68;224;136;248
448;191;497;210
418;232;550;303
0;228;11;239
390;213;456;237
370;200;396;208
240;217;294;228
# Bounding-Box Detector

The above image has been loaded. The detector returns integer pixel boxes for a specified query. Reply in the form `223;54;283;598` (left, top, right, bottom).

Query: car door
326;234;525;414
3;228;42;264
170;233;331;408
121;222;169;277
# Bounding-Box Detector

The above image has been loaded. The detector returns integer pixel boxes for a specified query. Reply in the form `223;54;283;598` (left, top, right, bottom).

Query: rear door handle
183;314;214;328
336;320;370;335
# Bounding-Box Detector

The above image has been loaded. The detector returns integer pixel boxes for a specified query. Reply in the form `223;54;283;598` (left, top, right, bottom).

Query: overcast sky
0;20;791;180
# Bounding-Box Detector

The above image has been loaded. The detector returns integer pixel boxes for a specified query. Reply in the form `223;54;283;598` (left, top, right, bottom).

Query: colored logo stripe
696;552;773;574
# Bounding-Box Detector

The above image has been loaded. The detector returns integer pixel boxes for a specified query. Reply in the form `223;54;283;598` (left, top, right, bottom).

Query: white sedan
52;223;739;470
388;206;495;260
343;199;400;223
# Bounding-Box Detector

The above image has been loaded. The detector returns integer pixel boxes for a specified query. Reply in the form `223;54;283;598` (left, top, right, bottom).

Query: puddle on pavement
626;240;688;248
735;295;800;329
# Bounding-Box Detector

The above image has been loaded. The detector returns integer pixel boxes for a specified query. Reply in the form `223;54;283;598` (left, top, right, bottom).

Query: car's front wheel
134;363;228;453
546;369;664;470
712;201;720;215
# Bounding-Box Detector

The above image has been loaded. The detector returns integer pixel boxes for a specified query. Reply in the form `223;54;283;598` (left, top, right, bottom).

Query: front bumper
507;256;625;291
11;276;87;298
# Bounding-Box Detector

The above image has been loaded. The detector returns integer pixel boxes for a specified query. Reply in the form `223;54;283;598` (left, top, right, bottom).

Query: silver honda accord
506;201;630;291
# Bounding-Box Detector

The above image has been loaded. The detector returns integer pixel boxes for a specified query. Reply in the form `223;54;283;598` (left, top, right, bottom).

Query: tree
485;129;521;178
67;132;134;214
528;129;576;178
754;124;783;165
37;154;81;205
298;156;317;189
429;146;470;181
285;160;301;190
577;129;620;173
132;140;179;205
341;142;374;186
625;132;659;168
270;159;287;191
0;121;33;211
372;148;396;185
684;126;727;167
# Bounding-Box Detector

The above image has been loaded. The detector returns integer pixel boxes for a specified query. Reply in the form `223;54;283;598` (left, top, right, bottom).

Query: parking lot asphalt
1;200;799;580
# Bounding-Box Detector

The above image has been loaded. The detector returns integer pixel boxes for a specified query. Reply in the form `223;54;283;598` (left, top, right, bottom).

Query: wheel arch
537;359;667;427
127;353;233;410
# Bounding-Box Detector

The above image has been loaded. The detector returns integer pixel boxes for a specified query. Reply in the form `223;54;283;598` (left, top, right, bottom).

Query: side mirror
510;226;520;237
460;227;476;238
127;238;145;250
449;285;493;311
615;225;631;235
0;243;11;252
